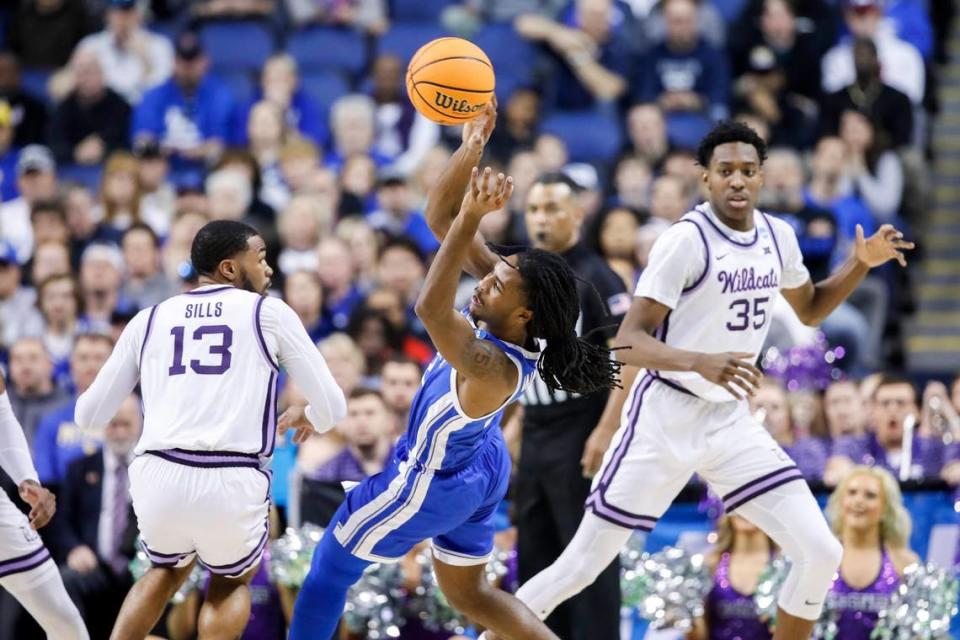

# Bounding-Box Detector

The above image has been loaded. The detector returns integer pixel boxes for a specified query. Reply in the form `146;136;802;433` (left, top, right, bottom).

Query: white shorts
129;450;271;578
588;372;804;530
0;490;56;591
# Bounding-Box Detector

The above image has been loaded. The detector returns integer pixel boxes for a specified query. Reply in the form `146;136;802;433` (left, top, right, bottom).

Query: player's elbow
330;388;347;425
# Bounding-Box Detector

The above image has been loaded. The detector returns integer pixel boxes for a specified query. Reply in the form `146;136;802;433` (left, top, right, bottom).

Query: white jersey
76;284;346;456
634;203;810;402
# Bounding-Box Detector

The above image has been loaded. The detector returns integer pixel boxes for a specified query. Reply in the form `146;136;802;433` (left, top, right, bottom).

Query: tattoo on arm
461;339;510;381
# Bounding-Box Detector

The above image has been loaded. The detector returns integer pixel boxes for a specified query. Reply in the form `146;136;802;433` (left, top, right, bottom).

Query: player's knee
819;535;843;573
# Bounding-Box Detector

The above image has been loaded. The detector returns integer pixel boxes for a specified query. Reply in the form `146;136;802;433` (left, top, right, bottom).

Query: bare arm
781;224;913;326
416;168;518;416
423;104;500;279
565;50;627;101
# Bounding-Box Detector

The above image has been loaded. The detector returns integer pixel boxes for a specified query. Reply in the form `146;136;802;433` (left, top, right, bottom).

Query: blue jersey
397;311;540;472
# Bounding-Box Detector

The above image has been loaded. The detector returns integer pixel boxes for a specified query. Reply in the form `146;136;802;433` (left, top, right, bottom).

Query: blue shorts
331;437;511;565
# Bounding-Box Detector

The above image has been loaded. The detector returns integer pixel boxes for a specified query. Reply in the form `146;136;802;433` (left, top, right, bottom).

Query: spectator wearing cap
63;182;123;270
79;242;126;329
75;0;174;104
50;48;132;166
367;172;439;256
821;37;914;150
516;0;631;111
0;144;58;263
0;52;51;147
633;0;730;149
131;30;235;181
7;337;70;447
0;100;19;202
368;54;440;177
821;0;925;106
0;240;44;349
6;0;90;69
119;223;178;309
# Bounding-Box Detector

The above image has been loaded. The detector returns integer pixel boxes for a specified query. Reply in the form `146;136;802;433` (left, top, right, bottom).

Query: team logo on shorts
20;526;38;544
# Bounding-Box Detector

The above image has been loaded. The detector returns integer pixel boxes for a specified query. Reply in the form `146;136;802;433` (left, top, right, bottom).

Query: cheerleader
690;515;774;640
824;466;919;639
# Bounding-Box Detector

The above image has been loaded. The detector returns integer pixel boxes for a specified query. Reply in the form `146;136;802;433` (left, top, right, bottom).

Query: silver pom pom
267;524;324;588
620;542;711;631
754;556;791;624
343;563;404;639
871;563;959;640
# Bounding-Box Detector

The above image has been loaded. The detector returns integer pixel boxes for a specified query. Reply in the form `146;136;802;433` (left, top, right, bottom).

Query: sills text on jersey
185;302;224;319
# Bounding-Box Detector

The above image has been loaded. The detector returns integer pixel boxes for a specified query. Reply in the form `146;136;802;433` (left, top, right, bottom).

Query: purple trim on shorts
139;305;159;371
651;372;698;397
596;373;654;489
202;521;269;576
147;449;261;469
696;208;759;247
259;371;278;456
677;219;711;294
723;466;805;512
256;467;273;503
585;493;657;531
760;213;784;269
139;541;191;567
0;546;50;578
185;286;233;296
253;296;279;372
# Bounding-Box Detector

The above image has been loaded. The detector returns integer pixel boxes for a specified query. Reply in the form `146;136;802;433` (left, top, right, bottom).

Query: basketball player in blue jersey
484;121;915;640
284;147;622;637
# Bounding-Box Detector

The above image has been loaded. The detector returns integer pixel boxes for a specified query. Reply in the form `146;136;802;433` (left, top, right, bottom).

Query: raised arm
423;104;500;279
416;167;518;417
781;223;914;326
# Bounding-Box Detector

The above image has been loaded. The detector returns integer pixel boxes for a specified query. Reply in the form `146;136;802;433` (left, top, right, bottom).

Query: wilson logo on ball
433;92;485;114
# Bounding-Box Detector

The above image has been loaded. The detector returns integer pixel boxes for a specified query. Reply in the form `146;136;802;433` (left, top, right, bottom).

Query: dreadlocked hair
513;248;623;395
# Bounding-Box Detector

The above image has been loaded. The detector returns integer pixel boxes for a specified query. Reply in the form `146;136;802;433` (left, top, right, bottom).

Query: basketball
406;37;495;126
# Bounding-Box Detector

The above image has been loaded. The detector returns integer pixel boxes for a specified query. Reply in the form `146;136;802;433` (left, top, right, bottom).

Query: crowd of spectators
0;0;956;637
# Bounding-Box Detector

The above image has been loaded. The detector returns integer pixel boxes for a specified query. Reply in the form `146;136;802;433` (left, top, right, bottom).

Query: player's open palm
855;223;915;268
278;405;317;445
461;167;514;222
692;352;762;400
18;480;55;529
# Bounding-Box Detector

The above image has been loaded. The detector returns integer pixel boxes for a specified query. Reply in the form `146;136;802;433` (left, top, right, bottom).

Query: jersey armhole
446;342;525;422
676;219;711;295
253;297;280;372
138;305;159;371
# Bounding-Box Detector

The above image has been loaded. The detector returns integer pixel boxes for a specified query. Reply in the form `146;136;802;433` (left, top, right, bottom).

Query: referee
516;172;634;640
425;106;636;639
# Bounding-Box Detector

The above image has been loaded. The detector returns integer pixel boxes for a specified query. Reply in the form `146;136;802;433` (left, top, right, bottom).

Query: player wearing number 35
485;121;915;640
74;220;346;640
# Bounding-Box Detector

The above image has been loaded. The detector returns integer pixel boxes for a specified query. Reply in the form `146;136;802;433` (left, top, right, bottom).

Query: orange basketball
406;37;495;126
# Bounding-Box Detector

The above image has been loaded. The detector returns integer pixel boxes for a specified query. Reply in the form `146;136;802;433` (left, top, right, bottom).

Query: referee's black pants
515;406;621;640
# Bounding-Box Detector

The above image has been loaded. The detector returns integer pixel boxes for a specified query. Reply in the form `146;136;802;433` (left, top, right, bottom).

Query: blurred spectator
515;0;630;110
642;0;726;49
379;355;421;431
376;236;426;315
623;102;669;170
7;0;91;69
277;195;330;276
486;88;540;165
33;333;114;486
161;209;208;279
7;337;69;446
584;205;645;290
35;272;84;372
63;183;123;270
608;154;652;211
634;0;729;147
78;242;125;327
132;31;235;180
205;168;254;222
443;0;566;37
838;110;903;222
216;148;278;228
97;151;167;233
0;240;45;349
52;393;140;640
0;101;19;203
49;49;132;166
505;149;543;219
317;332;365;397
369;54;440;178
346;306;402;380
648;174;689;222
134;140;175;228
534;133;569;172
821;0;924;106
881;0;934;61
0;145;58;263
279;139;322;201
28;200;72;272
237;54;326;148
338;153;378;215
752;379;828;479
31;240;73;286
247;100;291;211
309;388;394;482
190;0;275;19
284;0;388;34
831;376;945;480
368;172;439;256
821;38;914;150
409;144;451;207
326;94;391;173
317;236;364;333
662;147;702;196
283;269;326;342
363;286;434;365
0;52;50;147
335;216;380;291
75;0;174;104
119;223;178;308
823;379;868;485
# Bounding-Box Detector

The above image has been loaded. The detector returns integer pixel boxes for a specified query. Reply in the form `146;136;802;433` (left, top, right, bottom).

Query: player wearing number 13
74;220;346;640
493;121;915;640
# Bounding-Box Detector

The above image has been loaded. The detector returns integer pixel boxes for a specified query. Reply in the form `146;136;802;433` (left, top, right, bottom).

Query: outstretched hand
855;223;914;268
461;167;514;222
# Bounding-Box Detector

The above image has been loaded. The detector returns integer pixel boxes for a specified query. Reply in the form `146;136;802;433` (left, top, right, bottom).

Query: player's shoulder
655;212;710;248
